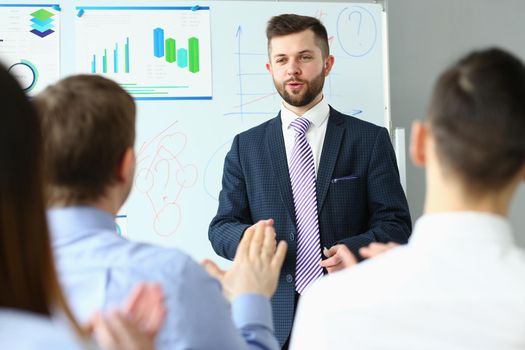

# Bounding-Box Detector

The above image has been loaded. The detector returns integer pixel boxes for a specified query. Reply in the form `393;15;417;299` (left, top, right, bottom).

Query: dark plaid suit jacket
209;107;412;346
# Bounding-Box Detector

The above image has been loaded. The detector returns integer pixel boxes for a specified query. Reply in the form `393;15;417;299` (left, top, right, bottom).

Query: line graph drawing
224;25;277;120
135;121;198;236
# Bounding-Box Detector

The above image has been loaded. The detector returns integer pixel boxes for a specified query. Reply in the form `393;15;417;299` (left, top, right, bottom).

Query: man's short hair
34;74;136;205
266;14;330;58
428;48;525;191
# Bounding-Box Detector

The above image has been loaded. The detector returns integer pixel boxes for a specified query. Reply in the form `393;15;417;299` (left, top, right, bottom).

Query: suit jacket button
289;233;295;241
286;274;293;283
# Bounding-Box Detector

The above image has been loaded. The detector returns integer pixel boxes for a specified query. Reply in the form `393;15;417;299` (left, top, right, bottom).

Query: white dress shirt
290;212;525;350
280;98;330;176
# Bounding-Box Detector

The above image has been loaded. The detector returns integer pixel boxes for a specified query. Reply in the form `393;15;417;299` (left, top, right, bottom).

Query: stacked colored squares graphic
30;9;55;38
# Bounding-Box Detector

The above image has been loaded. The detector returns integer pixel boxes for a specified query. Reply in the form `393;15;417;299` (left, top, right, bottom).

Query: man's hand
122;283;166;337
359;242;399;259
320;244;358;273
203;219;287;300
321;242;401;273
90;310;156;350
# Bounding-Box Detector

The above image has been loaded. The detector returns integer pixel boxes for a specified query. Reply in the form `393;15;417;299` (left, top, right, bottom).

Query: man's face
266;29;333;109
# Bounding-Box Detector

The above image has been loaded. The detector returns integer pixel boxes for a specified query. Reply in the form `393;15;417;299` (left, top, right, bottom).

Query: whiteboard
3;0;389;264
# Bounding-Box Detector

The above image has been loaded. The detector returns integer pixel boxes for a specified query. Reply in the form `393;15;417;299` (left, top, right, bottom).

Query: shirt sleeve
156;255;279;350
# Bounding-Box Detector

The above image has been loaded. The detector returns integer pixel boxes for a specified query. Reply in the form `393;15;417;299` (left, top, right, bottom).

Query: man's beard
275;71;325;108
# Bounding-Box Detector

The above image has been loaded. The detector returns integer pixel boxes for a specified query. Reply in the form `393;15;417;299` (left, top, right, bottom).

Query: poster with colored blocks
0;4;60;95
75;6;211;100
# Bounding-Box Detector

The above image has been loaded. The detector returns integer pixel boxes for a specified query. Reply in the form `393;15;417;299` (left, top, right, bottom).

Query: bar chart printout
75;6;211;100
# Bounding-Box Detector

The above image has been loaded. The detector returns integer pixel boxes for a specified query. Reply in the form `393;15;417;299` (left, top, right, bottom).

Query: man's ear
410;120;428;167
323;55;335;76
116;147;135;184
266;62;272;73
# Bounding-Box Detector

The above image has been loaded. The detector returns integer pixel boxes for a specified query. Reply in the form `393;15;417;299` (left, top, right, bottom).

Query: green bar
165;38;176;63
103;49;107;73
188;37;199;73
125;37;130;73
130;92;169;95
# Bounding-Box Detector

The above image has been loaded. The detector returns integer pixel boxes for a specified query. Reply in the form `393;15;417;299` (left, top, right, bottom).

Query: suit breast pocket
330;175;360;184
327;175;365;211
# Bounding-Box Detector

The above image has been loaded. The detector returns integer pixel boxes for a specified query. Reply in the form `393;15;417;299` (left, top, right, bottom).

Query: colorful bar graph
151;28;200;73
188;37;199;73
89;37;130;74
165;38;176;63
154;28;164;58
177;48;188;68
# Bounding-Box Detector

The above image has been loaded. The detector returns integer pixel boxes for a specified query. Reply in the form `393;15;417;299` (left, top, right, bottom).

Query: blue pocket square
331;175;360;183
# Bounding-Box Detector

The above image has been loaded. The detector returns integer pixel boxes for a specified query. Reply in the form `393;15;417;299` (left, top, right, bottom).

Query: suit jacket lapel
266;114;296;223
317;108;345;212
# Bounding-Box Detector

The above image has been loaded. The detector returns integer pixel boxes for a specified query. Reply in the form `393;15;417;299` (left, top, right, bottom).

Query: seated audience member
34;74;287;350
0;64;163;350
291;48;525;349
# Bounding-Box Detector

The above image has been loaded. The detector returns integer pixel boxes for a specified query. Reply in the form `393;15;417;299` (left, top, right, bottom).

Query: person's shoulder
0;309;81;349
114;239;196;274
329;107;386;134
237;114;280;139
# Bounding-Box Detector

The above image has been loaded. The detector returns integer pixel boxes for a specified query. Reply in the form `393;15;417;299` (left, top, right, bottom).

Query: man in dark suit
209;14;411;347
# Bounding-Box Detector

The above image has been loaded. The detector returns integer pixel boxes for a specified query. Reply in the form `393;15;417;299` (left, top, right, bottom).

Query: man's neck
282;94;323;116
86;191;123;216
423;175;518;217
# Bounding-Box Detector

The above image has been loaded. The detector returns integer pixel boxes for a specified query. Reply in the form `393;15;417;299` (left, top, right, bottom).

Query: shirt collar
409;211;514;250
47;206;116;241
280;97;329;130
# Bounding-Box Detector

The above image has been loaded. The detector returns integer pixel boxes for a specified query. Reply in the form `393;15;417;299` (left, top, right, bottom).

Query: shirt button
289;232;295;241
286;274;293;283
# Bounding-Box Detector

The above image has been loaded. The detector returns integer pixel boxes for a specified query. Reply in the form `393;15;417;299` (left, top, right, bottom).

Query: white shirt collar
280;97;330;130
409;211;514;250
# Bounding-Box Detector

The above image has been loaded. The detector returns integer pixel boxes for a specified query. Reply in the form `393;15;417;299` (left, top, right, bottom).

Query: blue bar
0;4;56;7
134;96;212;101
76;6;209;10
114;43;118;73
91;54;96;73
153;28;164;58
177;48;188;68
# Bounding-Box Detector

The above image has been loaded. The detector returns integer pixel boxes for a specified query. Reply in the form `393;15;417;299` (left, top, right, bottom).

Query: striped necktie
289;117;323;294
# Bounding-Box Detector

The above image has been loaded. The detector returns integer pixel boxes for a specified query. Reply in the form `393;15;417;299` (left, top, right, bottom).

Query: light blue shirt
0;309;86;349
48;206;279;350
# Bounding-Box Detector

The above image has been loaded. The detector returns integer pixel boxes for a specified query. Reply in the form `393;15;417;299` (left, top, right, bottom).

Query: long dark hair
0;64;83;335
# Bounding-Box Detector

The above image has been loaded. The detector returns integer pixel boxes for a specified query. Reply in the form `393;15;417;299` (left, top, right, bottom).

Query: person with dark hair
0;64;163;349
209;13;411;346
291;48;525;349
35;74;287;350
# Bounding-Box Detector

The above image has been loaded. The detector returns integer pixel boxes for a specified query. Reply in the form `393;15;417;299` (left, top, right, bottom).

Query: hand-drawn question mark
348;11;363;38
337;6;377;57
